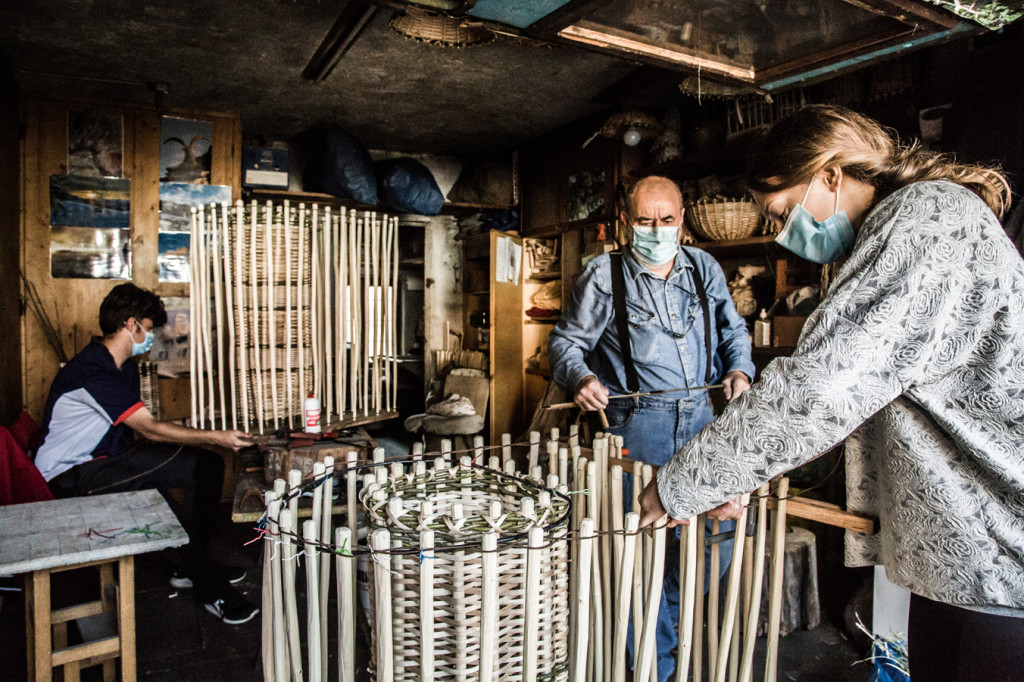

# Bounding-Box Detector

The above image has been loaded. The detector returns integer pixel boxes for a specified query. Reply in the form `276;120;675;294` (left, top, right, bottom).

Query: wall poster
158;183;232;282
159;117;212;184
49;174;131;279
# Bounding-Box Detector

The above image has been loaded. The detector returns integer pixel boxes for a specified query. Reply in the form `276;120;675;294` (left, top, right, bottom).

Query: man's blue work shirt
548;247;755;397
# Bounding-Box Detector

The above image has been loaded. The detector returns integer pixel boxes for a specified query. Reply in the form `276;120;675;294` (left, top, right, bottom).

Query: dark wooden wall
0;55;22;425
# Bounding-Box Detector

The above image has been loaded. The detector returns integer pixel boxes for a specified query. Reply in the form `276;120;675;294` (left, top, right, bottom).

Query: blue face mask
775;180;855;265
631;225;680;265
130;321;155;357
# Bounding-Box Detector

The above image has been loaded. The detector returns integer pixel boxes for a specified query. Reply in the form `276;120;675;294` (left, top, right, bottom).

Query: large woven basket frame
365;462;572;681
686;199;763;241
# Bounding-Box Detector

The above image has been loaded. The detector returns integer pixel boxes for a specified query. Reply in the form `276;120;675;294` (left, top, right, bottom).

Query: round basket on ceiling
390;8;495;47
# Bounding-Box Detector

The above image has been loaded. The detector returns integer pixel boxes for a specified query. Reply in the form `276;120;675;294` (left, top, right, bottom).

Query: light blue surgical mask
130;321;155;357
631;225;680;265
775;179;855;265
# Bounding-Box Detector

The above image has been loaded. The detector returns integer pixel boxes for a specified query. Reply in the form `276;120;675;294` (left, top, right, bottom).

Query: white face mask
631;224;679;265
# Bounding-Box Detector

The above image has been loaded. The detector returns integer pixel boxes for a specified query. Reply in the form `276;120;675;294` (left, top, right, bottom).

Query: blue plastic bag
377;157;444;216
308;127;377;205
869;639;910;682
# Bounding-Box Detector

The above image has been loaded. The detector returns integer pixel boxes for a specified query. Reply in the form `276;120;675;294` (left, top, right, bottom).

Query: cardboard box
242;146;289;188
773;315;809;348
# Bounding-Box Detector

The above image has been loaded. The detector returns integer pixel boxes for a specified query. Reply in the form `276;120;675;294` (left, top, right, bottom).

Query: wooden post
610;466;624;589
234;200;250;431
636;515;667;682
324;208;334;422
336;527;355;682
298;203;306;405
714;494;750;682
267;496;288;682
612;513;639;682
251;201;265;433
279;509;304;682
693;514;706;682
676;515;698;682
524;525;545;682
372;529;394;682
419;528;435;682
266;201;280;429
284;201;295;429
739;483;770;682
528;431;540;472
303;519;322;682
764;478;790;682
220;202;237;430
709;518;721;681
571;517;595;682
586;461;604;682
189;207;199;428
480;531;499;682
319;457;334;676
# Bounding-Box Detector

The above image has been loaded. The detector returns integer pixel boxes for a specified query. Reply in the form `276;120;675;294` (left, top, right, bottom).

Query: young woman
639;104;1023;681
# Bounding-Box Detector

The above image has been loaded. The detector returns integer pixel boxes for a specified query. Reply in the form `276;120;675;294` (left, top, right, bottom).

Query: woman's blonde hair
746;104;1011;218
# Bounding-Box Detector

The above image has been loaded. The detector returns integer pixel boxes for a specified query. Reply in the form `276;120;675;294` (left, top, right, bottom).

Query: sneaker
204;593;259;625
170;566;246;589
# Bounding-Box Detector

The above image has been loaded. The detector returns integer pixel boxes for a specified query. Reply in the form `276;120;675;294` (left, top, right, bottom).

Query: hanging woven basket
390;9;495;47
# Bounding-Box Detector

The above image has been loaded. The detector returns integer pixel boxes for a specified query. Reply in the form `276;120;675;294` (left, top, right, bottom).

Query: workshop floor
0;500;873;682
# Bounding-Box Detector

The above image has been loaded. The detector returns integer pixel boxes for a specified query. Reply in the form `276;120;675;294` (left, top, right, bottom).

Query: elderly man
548;175;754;681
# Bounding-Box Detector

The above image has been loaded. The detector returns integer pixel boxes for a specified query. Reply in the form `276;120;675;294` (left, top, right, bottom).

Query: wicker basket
686;199;762;242
365;462;571;681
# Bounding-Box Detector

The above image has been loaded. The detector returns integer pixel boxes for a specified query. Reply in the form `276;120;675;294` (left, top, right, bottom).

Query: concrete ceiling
0;1;644;158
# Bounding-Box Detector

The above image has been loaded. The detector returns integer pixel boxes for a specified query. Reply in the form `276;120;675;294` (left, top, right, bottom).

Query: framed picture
567;167;607;223
160;116;213;184
67;111;124;178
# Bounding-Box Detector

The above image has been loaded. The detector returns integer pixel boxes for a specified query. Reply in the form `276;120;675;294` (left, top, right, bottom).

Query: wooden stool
0;489;188;681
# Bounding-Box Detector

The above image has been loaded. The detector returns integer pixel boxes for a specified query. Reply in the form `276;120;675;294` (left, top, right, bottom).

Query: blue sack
868;639;909;682
308;127;377;205
377;157;444;216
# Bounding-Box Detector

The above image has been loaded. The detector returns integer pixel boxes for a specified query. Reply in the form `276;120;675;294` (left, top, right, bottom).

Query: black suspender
610;252;641;394
680;248;714;386
610;249;714;391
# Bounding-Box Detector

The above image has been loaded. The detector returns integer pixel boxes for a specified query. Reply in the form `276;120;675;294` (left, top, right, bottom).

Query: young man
35;283;258;624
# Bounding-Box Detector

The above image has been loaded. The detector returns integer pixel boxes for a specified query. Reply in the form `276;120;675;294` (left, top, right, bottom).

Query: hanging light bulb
623;127;642;146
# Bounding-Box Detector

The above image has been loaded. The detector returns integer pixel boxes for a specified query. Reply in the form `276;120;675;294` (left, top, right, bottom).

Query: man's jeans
604;394;735;682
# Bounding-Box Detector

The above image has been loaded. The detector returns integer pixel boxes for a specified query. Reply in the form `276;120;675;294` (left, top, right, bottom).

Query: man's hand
707;497;744;521
213;430;254;451
722;370;751;402
638;477;686;530
574;375;609;411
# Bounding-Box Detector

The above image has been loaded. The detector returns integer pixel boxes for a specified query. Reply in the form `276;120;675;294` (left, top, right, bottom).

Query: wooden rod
267;497;288;681
480;531;498;682
709;518;721;681
279;509;304;682
324;208;334;422
261;492;275;680
319;457;333;677
372;528;394;682
220;202;236;430
189;207;199;428
336;526;355;682
631;461;644;675
303;519;322;682
571;517;595;682
250;201;265;433
284;201;294;430
675;515;698;682
348;211;359;417
391;216;399;412
419;528;435;682
298;203;306;406
714;494;750;682
636;515;667;682
692;514;706;682
311;204;320;411
212;202;227;430
234;200;250;431
338;208;348;419
764;478;790;682
739;484;771;682
611;513;639;682
586;461;604;682
266;201;280;430
524;525;544;682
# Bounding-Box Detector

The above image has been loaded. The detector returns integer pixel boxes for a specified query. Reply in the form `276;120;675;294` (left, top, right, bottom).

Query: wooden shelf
693;235;779;254
246;188;514;217
526;274;561;283
521;217;610;239
525;317;560;324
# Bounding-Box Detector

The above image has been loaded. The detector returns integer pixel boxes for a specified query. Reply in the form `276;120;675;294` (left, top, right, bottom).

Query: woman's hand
638;477;686;530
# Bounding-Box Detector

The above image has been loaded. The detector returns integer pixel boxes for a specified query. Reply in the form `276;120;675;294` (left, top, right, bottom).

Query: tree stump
758;526;821;637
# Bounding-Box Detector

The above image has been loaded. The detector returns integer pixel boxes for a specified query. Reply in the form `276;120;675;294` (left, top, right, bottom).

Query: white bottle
754;309;772;347
304;392;322;433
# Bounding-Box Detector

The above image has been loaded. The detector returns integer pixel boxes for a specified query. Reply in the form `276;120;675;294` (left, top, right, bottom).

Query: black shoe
203;592;259;625
170;566;246;589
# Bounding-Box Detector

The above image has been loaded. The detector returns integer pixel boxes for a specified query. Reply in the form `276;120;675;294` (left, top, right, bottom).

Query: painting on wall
567;167;606;222
50;226;131;279
149;296;191;377
160;116;212;184
158;182;232;282
50;174;130;228
67;111;124;178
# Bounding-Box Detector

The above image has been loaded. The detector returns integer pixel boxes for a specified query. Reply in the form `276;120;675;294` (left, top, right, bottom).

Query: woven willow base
364;460;571;681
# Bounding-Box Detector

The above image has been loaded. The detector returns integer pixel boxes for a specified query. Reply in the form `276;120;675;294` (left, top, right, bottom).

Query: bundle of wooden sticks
189;201;399;433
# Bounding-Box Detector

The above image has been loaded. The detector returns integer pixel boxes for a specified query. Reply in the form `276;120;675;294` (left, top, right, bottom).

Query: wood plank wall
0;59;21;425
19;97;241;420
